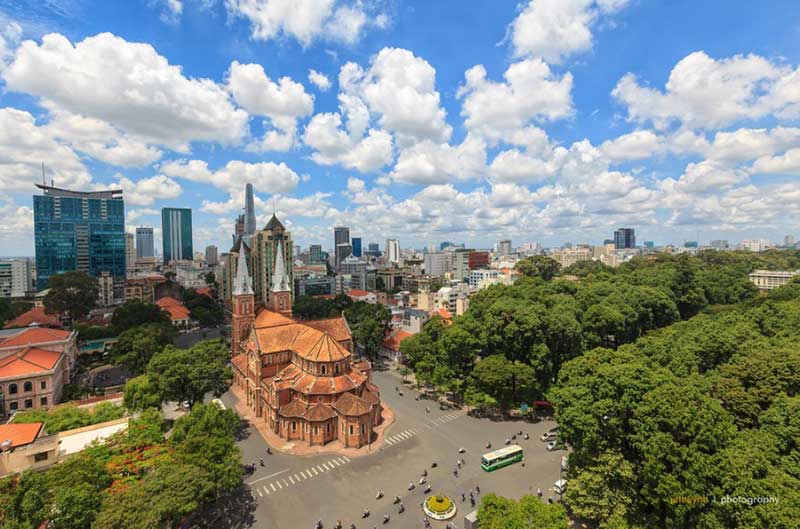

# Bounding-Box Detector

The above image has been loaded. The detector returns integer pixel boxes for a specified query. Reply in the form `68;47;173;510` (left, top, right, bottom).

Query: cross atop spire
271;239;290;293
233;249;253;296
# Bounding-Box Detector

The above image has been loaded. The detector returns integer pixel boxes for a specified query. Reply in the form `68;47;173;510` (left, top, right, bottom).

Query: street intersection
221;367;564;529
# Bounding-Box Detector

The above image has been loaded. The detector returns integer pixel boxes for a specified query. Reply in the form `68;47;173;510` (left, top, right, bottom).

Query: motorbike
362;510;370;518
376;491;384;500
419;477;427;485
393;496;401;504
424;484;432;493
383;514;390;524
398;504;405;514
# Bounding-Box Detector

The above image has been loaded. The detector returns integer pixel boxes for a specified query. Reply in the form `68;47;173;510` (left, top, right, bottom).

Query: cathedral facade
230;225;382;448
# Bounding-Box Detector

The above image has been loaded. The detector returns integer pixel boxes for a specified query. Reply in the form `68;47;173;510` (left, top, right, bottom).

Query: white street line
276;481;282;489
316;465;325;473
342;456;350;462
263;486;270;495
282;479;289;487
294;474;301;481
312;467;319;476
247;468;290;486
288;476;295;484
257;489;263;497
271;483;277;491
331;459;341;467
336;457;347;465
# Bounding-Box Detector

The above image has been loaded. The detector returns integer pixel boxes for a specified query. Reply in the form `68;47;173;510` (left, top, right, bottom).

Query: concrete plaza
219;366;564;529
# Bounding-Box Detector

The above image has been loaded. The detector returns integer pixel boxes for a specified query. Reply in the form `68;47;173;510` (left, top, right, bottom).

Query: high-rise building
244;183;257;236
309;244;323;264
497;239;512;256
333;227;350;269
252;214;293;305
124;233;135;273
234;214;245;240
351;237;362;258
33;184;125;290
386;239;400;263
368;242;380;254
424;251;453;277
784;235;796;248
205;245;219;266
614;228;636;249
336;243;352;270
161;208;193;263
0;259;32;298
135;227;155;259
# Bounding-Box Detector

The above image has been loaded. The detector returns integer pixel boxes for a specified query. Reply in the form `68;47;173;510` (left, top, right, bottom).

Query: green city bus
481;444;524;471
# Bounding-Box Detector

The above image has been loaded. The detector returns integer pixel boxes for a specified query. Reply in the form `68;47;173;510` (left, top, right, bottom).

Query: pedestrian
461;492;465;502
537;487;542;497
476;485;480;494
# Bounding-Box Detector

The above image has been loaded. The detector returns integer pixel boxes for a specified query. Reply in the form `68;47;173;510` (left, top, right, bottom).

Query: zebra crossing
250;456;351;497
384;428;418;445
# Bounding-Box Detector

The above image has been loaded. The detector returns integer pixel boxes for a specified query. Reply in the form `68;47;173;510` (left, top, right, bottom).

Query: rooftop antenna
272;197;276;216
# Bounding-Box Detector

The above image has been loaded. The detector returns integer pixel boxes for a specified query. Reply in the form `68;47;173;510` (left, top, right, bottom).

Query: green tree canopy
43;271;98;323
146;339;231;407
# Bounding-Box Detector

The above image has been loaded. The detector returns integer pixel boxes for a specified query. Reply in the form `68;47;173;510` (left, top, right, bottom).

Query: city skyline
1;1;800;255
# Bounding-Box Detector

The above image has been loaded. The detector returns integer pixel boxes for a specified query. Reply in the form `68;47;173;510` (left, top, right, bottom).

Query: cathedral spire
271;239;290;293
233;248;253;296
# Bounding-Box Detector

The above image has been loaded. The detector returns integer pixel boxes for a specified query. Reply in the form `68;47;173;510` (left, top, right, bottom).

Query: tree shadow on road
193;483;257;529
234;419;252;442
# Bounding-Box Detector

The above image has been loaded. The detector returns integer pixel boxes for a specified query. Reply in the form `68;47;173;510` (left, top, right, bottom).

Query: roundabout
423;495;457;521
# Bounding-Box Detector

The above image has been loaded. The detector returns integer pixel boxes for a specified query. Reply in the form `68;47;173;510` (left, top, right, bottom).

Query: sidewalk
230;384;396;458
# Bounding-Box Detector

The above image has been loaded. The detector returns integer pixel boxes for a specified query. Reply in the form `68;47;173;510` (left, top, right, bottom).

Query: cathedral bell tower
231;245;255;355
269;239;292;315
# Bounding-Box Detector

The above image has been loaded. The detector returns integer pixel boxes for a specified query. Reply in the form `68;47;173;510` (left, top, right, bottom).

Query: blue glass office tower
351;237;362;258
33;184;125;290
162;207;193;263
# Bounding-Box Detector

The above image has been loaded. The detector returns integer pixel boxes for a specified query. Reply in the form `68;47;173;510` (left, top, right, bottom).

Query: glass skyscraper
135;227;155;259
161;208;193;263
351;237;362;258
33;184;125;290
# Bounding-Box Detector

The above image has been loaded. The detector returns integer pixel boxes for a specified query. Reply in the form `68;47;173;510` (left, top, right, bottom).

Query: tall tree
516;255;562;281
111;322;174;374
110;300;172;333
43;271;98;323
147;339;231;407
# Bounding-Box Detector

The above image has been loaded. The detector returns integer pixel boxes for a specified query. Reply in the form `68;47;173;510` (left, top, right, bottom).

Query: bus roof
483;444;523;460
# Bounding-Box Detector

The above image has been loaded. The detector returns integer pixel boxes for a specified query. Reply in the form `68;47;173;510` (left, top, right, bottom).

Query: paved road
220;367;564;529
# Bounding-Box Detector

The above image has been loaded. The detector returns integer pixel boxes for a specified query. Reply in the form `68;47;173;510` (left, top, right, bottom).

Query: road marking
271;483;277;492
282;479;289;487
385;438;394;445
288;475;295;484
294;473;301;481
247;468;290;485
317;465;325;473
276;481;282;489
342;456;350;462
263;486;270;495
337;457;347;464
330;459;340;467
257;489;263;497
311;467;319;476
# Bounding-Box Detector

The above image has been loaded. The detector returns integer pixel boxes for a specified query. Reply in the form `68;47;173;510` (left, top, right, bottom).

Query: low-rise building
401;308;429;333
2;307;61;330
124;274;166;303
469;269;500;289
0;328;77;415
155;297;191;328
380;329;413;363
748;269;800;290
435;283;470;315
347;289;377;304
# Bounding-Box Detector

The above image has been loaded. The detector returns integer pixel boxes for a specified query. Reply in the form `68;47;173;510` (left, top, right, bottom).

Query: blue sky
1;0;800;256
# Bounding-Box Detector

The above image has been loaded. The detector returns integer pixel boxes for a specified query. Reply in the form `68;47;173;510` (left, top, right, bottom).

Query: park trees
477;493;569;529
344;301;391;358
122;374;163;411
111;322;174;374
110;300;171;333
146;339;231;407
43;271;98;323
516;255;562;281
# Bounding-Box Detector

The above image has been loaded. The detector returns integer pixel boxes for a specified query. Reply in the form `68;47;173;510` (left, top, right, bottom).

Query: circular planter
423;495;457;521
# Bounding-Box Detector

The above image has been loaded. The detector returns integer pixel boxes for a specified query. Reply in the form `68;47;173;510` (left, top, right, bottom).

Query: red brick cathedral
230;237;383;448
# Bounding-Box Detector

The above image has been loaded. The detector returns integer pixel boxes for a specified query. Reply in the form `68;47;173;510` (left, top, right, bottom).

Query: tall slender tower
268;239;292;314
244;183;256;236
231;246;255;356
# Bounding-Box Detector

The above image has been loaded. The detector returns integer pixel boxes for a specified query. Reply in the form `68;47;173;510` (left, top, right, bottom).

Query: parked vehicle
546;441;558;451
553;479;567;494
540;432;558;442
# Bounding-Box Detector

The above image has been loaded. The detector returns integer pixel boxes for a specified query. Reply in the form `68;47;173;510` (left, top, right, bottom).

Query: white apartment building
470;269;500;289
435;283;470;315
748;269;799;290
738;239;770;252
386;239;400;263
0;259;32;298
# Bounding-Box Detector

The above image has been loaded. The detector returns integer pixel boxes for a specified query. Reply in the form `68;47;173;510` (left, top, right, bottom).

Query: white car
541;432;558;442
546;440;559;451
